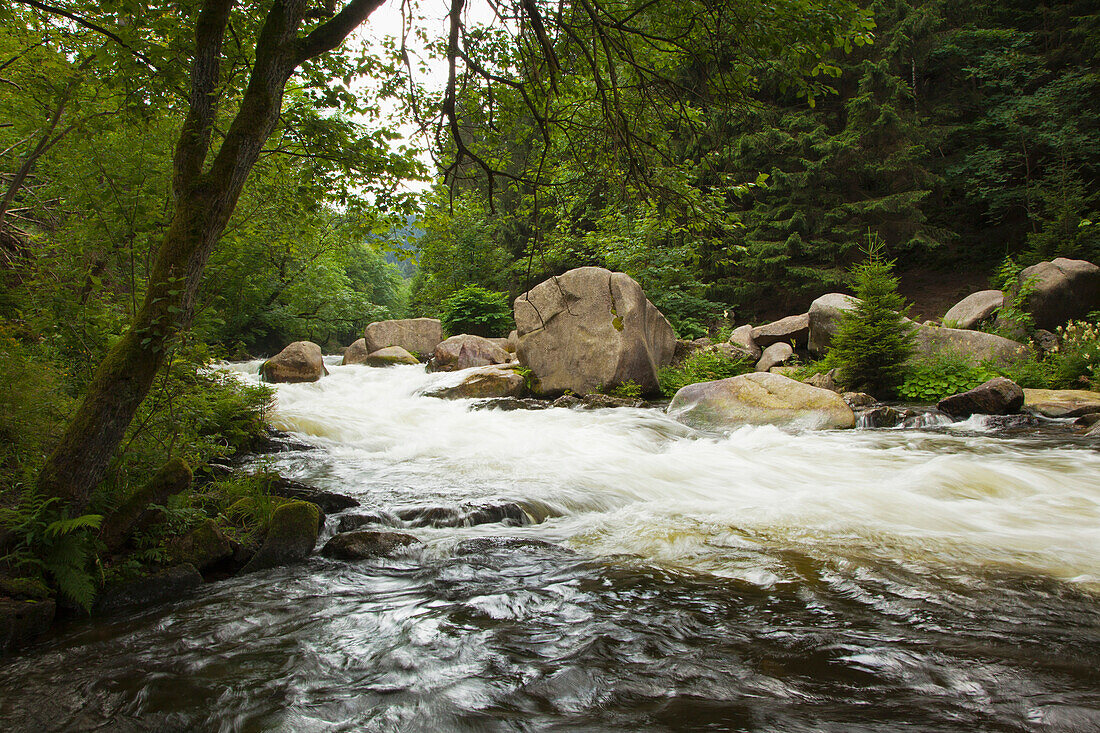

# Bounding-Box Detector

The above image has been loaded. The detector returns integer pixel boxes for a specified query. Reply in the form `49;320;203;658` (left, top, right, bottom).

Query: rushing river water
2;359;1100;732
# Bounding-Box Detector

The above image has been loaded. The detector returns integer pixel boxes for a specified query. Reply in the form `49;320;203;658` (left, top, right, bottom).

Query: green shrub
827;237;915;397
439;285;514;337
607;380;643;400
1048;318;1100;389
658;350;754;398
898;353;1001;402
989;257;1037;338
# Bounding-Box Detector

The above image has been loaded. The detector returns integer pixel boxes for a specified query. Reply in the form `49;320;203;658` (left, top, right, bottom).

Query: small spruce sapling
829;235;915;397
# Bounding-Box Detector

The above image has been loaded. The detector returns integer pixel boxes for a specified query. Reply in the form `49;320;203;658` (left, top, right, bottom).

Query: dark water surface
2;363;1098;731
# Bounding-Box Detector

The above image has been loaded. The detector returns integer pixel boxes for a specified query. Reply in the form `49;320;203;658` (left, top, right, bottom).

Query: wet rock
0;598;55;653
94;564;202;615
452;537;574;557
942;290;1003;329
337;512;399;532
752;313;810;349
470;397;553;411
1087;421;1100;438
668;372;855;430
808;294;859;356
261;341;328;383
265;475;360;513
842;392;877;409
552;394;583;408
514;266;676;397
341;338;370;365
938;377;1024;418
857;405;916;428
1073;412;1100;427
366;345;420;366
581;393;645;409
979;413;1041;430
755;342;793;372
249;427;316;454
100;458;192;553
364;318;443;358
425;364;526;399
428;334;511;372
1023;388;1100;418
1001;257;1100;333
241;501;319;573
395;502;532;528
910;325;1027;369
322;531;422;560
729;324;761;360
167;519;233;572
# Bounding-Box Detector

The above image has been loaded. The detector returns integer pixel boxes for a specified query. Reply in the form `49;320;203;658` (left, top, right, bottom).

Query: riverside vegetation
1;0;1098;662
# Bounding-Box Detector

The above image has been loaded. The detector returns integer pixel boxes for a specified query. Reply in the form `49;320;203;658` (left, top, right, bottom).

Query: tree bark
37;0;385;511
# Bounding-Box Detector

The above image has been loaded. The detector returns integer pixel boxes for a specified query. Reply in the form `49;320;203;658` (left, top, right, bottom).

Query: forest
0;0;1098;662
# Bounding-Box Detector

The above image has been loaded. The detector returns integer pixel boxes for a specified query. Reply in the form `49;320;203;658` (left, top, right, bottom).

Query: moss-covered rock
100;458;192;552
94;564;202;615
168;519;233;572
241;501;319;573
0;576;51;601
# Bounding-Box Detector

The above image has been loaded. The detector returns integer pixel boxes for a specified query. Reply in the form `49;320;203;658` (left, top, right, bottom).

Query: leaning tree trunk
36;0;385;512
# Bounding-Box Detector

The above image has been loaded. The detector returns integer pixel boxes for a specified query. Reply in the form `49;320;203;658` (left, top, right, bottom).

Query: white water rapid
229;358;1100;590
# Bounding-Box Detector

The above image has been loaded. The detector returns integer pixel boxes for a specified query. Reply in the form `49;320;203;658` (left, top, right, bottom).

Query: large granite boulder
668;372;855;430
751;313;810;349
241;500;319;573
363;318;443;358
729;324;761;360
1022;388;1100;418
755;342;793;372
366;346;420;366
425;365;526;399
513;267;676;396
942;290;1003;329
1002;258;1100;332
341;338;370;365
428;334;511;372
808;293;859;356
910;325;1027;368
937;377;1024;418
261;341;328;383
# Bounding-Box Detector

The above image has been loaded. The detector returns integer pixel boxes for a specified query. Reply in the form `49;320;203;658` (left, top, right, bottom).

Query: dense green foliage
827;243;915;396
897;353;1001;402
439;286;515;338
658;351;755;398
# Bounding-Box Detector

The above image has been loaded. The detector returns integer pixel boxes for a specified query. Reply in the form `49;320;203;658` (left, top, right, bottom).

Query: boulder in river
241;501;319;573
808;293;859;356
364;318;443;359
322;531;422;560
167;519;233;572
366;346;420;366
942;290;1003;329
341;338;370;365
909;325;1027;369
668;372;856;430
729;324;762;360
752;313;809;349
755;342;793;372
937;377;1024;418
425;364;526;399
428;334;511;372
514;266;676;396
1022;388;1100;418
261;341;328;383
1000;257;1100;333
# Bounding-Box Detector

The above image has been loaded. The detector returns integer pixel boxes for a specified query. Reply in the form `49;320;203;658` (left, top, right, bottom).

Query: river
1;359;1098;731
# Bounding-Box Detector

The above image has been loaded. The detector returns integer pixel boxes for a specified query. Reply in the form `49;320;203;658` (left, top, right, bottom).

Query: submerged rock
395;502;533;528
241;501;319;573
322;531;421;560
425;364;525;399
668;372;855;430
514;266;676;397
938;377;1024;418
452;537;574;557
261;341;328;383
94;564;202;615
470;397;553;411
